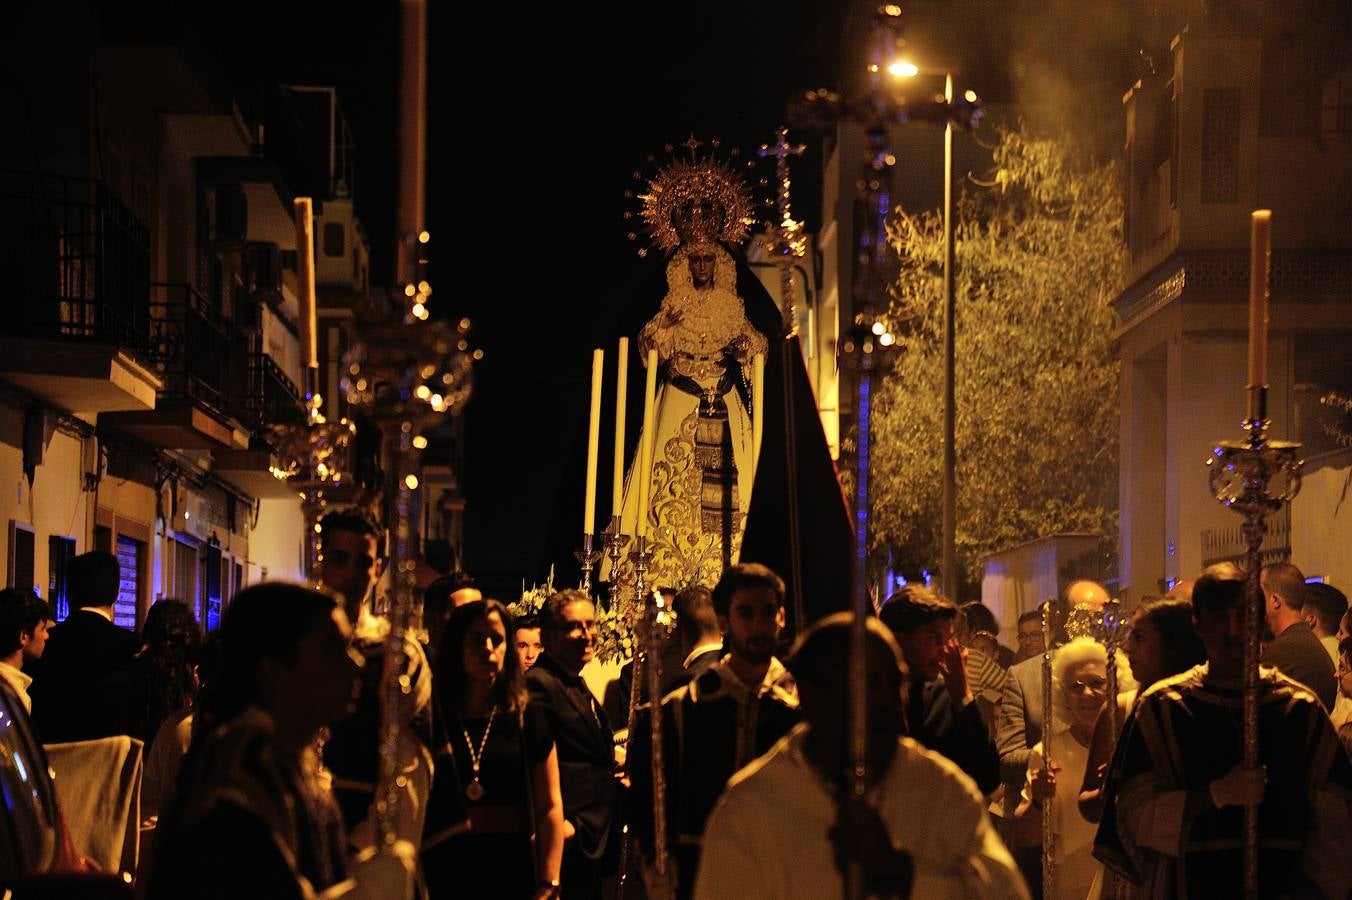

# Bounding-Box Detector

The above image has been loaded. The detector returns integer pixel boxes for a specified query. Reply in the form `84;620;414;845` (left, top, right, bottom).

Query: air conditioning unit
171;482;211;540
202;184;248;248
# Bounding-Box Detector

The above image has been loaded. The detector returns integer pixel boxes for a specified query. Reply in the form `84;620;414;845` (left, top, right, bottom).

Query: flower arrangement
506;567;556;621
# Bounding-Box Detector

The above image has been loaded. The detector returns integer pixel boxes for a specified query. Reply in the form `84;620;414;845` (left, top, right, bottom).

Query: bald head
1065;580;1109;612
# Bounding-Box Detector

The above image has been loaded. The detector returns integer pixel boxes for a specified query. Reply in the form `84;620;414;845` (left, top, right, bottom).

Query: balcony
214;352;307;499
103;284;250;449
0;171;162;412
250;352;305;429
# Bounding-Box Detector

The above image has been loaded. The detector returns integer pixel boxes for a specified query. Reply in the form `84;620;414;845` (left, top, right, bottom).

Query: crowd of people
2;513;1352;899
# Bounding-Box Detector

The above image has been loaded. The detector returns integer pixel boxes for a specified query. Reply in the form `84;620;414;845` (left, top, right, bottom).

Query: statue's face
688;250;716;288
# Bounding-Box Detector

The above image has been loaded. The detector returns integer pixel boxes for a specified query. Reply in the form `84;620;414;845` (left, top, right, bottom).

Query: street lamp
891;60;959;599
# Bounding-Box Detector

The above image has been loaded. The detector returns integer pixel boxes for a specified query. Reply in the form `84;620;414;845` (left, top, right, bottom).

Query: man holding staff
1094;573;1352;898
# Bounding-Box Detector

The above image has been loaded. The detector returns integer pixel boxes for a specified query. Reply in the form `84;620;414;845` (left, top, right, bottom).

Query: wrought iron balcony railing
150;283;249;420
0;171;151;351
252;351;305;429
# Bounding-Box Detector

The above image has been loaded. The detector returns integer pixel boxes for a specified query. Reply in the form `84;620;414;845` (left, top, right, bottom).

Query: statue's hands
725;334;752;360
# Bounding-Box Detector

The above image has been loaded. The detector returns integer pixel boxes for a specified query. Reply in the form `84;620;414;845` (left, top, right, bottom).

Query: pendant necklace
460;704;498;802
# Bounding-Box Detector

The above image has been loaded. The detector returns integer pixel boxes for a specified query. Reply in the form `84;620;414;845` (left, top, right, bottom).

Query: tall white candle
637;348;658;538
1248;210;1271;420
583;348;604;536
293;198;318;371
751;353;765;486
612;337;629;515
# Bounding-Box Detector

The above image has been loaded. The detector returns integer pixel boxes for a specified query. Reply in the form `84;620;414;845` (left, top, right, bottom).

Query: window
8;523;35;598
104;135;125;202
131;168;151;224
201;542;222;632
1201;89;1241;203
1294;333;1352;457
324;222;345;258
114;536;143;631
48;536;76;622
172;537;199;618
1322;65;1352;133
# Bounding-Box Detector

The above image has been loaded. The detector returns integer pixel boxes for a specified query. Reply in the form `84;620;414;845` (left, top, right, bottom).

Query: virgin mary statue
613;154;768;591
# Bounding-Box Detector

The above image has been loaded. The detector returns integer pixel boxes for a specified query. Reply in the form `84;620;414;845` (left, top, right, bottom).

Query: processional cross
787;7;980;899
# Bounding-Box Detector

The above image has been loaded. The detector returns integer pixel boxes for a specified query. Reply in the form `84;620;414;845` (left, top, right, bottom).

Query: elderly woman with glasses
1014;637;1126;899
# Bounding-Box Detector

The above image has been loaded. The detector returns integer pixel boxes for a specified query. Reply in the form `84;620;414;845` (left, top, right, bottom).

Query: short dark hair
1016;609;1042;628
1339;636;1352;662
673;585;720;644
221;582;340;703
68;551;121;609
711;563;785;617
960;601;999;637
424;570;479;618
539;589;593;633
1304;583;1348;635
1261;563;1306;612
1192;573;1245;618
786;612;907;687
514;613;539;631
319;508;382;551
0;588;52;656
878;585;957;634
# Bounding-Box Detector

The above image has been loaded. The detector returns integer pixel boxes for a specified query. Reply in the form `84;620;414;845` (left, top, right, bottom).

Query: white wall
1291;452;1352;592
249;497;306;585
0;417;89;595
981;534;1103;634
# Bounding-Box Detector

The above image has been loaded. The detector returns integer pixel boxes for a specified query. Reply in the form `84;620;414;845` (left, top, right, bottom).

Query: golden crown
629;137;757;256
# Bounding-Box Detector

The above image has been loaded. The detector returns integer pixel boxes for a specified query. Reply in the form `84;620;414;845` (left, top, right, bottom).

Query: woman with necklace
424;599;564;899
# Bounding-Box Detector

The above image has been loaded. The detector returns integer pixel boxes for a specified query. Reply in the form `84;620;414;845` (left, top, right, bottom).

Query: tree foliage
871;129;1123;589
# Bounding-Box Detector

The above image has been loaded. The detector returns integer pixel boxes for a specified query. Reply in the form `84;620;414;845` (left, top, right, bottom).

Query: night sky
437;3;856;595
186;0;1141;597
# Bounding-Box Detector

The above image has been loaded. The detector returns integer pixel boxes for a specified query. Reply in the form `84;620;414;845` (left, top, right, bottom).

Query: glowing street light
882;53;962;597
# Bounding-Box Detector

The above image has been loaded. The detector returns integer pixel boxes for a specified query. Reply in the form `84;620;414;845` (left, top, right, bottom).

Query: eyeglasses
1069;677;1109;696
1016;632;1043;644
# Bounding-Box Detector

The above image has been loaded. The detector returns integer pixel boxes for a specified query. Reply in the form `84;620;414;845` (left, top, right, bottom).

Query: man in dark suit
1262;562;1337;711
604;585;725;728
879;585;1000;795
528;588;618;899
670;585;724;687
29;551;140;742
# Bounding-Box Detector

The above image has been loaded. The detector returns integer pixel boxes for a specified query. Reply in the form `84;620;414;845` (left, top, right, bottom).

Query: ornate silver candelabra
1205;390;1302;900
575;531;603;596
602;514;629;609
343;304;473;851
268;376;356;586
1095;598;1125;747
